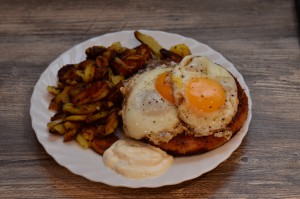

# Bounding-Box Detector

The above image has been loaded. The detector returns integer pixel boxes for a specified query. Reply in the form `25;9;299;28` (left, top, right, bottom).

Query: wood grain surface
1;0;300;198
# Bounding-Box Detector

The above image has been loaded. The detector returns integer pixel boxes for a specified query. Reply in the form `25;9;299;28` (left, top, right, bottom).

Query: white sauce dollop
103;139;173;179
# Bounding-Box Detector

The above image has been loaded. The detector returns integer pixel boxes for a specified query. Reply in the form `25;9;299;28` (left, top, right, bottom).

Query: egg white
122;67;184;144
172;55;239;136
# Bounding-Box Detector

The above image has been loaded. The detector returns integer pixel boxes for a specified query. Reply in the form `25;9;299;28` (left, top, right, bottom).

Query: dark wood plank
1;0;300;198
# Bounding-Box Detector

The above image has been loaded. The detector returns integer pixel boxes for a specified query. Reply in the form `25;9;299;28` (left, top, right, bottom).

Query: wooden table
1;0;299;198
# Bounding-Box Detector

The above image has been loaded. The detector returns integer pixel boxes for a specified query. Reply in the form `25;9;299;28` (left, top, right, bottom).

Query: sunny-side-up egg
121;66;185;144
172;55;239;137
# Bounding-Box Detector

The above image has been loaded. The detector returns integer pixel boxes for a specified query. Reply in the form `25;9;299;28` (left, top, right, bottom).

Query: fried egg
172;55;239;136
121;67;184;144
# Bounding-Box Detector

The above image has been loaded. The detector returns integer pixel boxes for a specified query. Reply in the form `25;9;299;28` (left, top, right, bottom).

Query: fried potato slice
91;134;119;155
49;123;67;135
63;102;101;115
135;44;152;61
110;74;123;86
76;134;90;149
108;42;127;54
49;98;60;111
112;55;147;78
81;126;97;143
169;43;191;57
160;48;183;63
83;62;96;83
58;64;82;83
85;46;107;60
47;119;63;129
105;109;119;136
63;129;77;142
64;121;82;130
54;92;63;105
65;115;88;122
85;111;108;124
61;86;71;103
134;31;162;57
47;86;60;95
105;82;124;108
71;81;109;105
50;113;66;121
68;85;84;99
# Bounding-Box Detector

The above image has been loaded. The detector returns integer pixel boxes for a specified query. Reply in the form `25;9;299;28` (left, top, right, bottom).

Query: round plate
30;30;252;188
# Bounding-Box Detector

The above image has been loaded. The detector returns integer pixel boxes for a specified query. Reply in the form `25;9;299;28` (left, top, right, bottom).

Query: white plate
30;30;252;188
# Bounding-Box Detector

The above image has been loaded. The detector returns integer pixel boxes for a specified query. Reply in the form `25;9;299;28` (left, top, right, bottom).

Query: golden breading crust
149;78;249;156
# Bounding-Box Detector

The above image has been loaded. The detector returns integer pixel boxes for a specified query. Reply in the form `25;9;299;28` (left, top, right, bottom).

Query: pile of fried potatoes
47;31;191;155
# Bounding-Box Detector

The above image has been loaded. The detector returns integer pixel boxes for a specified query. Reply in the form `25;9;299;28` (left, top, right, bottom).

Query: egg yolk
186;77;226;113
155;71;175;104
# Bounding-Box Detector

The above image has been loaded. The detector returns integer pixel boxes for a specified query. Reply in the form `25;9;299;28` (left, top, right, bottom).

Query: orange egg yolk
186;77;226;113
155;71;175;104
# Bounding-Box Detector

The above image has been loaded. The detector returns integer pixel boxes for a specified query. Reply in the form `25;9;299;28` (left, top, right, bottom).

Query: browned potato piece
105;109;119;135
47;86;60;95
85;111;108;124
108;42;127;54
103;50;118;63
50;113;66;121
54;92;63;104
47;119;63;129
112;55;147;78
63;102;101;115
135;44;152;61
85;46;107;60
61;86;71;103
65;115;88;122
83;62;95;83
64;121;82;130
81;126;97;143
90;88;110;103
71;81;109;105
134;31;162;57
50;123;67;135
58;64;82;83
91;134;119;155
106;81;124;108
160;48;183;63
68;85;84;99
76;134;90;149
112;57;132;78
169;43;191;57
63;129;77;142
48;98;59;111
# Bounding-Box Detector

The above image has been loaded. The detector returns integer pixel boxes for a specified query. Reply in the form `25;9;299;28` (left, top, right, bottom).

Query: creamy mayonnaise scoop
103;139;173;179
